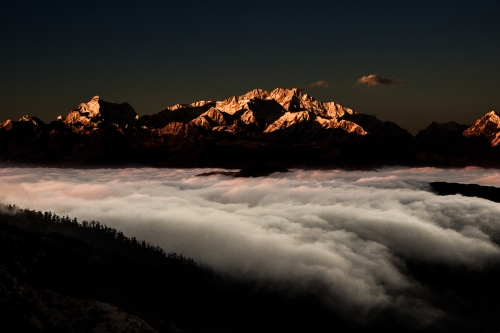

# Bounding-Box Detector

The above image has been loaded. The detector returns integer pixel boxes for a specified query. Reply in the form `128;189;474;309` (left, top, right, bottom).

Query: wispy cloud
309;80;329;88
298;80;329;91
357;74;405;86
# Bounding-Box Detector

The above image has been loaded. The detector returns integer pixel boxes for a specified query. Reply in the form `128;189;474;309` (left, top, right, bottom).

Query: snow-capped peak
63;95;138;133
80;96;101;117
19;115;41;126
0;119;13;131
209;87;354;119
463;111;500;146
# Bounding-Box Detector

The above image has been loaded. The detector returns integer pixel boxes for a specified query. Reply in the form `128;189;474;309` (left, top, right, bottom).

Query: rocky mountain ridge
0;88;394;139
463;111;500;146
1;88;499;168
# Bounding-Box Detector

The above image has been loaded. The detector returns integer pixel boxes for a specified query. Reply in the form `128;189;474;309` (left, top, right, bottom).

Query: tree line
2;203;196;267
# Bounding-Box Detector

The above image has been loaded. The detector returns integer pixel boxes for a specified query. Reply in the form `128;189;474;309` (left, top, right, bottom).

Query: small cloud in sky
357;74;405;86
309;80;329;88
298;80;329;92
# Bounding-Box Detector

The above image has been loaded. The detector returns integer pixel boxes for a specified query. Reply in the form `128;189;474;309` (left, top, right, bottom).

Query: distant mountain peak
60;96;138;134
463;110;500;146
0;119;13;131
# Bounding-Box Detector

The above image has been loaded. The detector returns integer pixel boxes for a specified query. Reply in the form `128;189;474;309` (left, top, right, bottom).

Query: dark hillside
0;206;348;333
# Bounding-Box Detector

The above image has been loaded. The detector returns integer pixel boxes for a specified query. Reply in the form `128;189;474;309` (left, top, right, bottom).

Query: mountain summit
136;88;362;135
63;96;139;133
0;88;499;168
463;111;500;146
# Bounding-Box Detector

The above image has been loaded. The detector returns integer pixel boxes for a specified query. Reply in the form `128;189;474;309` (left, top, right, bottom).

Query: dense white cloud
1;166;500;322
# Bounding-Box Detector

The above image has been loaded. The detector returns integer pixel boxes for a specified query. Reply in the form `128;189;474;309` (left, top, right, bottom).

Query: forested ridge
1;204;500;333
0;205;346;333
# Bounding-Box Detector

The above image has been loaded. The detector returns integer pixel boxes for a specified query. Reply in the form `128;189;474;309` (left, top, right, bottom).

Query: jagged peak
482;111;500;123
57;89;361;136
162;100;214;112
203;107;224;116
469;110;500;125
190;100;213;107
463;110;500;145
226;87;306;103
270;87;301;94
242;88;268;99
1;119;13;130
166;103;187;111
73;95;101;118
63;95;138;132
161;87;353;119
264;111;315;133
19;115;42;125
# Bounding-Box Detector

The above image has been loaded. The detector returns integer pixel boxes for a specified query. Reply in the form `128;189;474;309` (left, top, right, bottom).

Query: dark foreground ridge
1;204;500;332
197;165;290;178
430;182;500;203
0;205;347;333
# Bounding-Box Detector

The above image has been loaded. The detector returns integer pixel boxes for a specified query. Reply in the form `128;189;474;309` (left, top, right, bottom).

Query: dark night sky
1;0;499;134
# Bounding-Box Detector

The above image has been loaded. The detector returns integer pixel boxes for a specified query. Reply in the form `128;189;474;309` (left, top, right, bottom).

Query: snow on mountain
264;111;314;133
64;96;138;133
192;108;227;127
146;88;363;137
463;111;500;146
317;118;368;135
0;119;13;131
0;115;44;132
50;91;500;148
213;88;354;118
0;88;410;142
3;89;500;168
19;115;42;125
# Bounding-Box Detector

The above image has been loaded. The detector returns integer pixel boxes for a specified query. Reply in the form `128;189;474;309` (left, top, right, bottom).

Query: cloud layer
1;166;499;323
357;74;405;86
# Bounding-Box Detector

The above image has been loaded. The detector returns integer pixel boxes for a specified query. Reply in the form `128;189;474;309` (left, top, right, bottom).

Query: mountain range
1;88;500;168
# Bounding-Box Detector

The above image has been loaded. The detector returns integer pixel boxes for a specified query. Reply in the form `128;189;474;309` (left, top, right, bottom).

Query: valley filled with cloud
1;167;499;328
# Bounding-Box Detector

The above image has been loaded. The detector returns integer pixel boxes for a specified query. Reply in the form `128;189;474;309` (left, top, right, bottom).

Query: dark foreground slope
1;205;500;333
0;206;348;333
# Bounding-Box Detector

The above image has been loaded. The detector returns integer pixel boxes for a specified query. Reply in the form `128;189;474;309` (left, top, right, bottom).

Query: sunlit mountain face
1;88;500;169
1;166;500;331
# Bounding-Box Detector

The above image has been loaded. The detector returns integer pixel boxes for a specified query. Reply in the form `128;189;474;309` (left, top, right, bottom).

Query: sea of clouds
1;166;499;322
